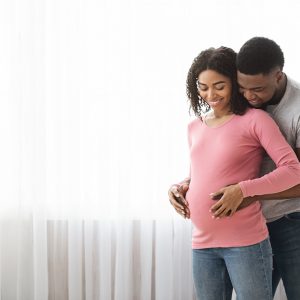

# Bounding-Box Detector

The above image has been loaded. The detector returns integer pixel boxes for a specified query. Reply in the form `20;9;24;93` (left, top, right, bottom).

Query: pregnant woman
181;46;300;300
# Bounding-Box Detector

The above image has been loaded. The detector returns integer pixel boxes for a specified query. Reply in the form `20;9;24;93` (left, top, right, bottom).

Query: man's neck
263;73;287;108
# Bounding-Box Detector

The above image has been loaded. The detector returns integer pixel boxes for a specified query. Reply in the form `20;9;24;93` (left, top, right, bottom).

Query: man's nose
244;90;256;100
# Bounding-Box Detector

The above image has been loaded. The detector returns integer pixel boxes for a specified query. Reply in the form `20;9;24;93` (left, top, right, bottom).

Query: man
169;37;300;299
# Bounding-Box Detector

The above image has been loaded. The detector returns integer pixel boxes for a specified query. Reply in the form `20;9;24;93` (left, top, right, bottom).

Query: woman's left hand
209;184;244;218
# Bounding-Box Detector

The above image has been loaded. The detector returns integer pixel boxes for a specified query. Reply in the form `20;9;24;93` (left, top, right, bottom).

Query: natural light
0;0;300;298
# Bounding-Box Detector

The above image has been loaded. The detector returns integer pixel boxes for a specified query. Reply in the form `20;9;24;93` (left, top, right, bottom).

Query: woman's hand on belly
209;184;243;218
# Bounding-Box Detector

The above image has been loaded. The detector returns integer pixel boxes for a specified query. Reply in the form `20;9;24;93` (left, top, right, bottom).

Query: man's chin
248;100;263;107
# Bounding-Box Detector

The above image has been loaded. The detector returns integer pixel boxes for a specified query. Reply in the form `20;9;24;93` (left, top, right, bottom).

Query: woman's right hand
209;184;244;218
168;184;190;219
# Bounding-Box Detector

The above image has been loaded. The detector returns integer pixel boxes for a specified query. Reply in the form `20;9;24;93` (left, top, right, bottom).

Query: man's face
237;70;282;107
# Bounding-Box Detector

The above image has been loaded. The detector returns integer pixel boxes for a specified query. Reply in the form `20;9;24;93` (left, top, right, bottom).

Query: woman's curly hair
186;47;249;116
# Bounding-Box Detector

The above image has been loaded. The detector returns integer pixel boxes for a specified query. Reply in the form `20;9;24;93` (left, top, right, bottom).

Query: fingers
175;188;188;206
185;210;191;219
168;186;190;219
211;193;223;201
209;184;243;218
181;184;189;196
210;201;233;218
210;201;222;213
209;190;224;201
169;193;184;210
175;206;190;219
172;198;190;218
171;198;184;211
212;206;231;218
169;186;188;207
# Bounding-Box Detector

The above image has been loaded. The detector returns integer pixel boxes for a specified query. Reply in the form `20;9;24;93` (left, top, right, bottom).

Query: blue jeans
268;212;300;299
192;238;272;300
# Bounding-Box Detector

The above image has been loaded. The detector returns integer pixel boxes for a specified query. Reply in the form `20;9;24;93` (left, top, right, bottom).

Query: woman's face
197;69;232;113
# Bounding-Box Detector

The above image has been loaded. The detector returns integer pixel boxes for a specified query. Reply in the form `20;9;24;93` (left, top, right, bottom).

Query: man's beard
260;91;282;109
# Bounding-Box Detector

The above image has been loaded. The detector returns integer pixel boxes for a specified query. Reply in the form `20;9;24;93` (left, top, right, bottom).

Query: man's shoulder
272;75;300;114
287;75;300;89
286;76;300;99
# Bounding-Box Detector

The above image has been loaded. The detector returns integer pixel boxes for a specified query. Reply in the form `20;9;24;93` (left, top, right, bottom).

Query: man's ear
276;70;284;83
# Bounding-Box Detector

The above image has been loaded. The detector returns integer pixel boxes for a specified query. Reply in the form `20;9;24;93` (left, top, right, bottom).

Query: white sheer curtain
1;0;300;299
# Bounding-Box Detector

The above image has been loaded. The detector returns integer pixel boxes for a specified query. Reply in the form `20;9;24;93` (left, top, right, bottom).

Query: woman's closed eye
215;84;225;90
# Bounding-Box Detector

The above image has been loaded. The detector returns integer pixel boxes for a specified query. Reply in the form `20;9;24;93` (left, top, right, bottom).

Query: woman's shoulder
187;117;203;137
188;116;203;129
241;108;279;137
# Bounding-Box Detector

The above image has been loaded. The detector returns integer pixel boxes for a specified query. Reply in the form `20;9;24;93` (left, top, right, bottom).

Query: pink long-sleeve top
186;108;300;249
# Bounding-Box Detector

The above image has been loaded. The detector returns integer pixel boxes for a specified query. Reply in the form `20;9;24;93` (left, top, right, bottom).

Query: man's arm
252;183;300;200
235;183;300;210
210;147;300;217
210;183;300;217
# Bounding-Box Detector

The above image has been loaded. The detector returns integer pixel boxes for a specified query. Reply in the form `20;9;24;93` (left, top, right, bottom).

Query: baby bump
186;189;216;230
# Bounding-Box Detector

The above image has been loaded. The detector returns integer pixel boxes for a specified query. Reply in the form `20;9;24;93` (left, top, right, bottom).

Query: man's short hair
237;37;284;75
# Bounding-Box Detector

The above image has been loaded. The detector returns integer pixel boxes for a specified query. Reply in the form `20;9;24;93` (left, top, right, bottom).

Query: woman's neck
210;109;233;119
204;110;234;127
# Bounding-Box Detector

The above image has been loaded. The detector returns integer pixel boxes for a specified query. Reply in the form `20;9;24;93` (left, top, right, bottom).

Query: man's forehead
237;71;270;87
